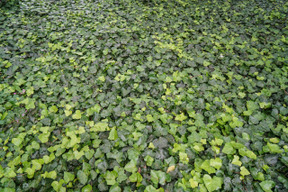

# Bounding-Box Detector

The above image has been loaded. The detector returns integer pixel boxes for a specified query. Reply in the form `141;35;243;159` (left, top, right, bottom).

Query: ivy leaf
151;170;167;185
6;168;16;178
25;168;35;179
117;169;127;183
72;110;82;119
166;165;175;173
201;160;216;174
267;142;283;153
49;105;58;113
104;171;117;185
87;104;101;116
21;98;35;110
98;76;106;82
91;122;109;132
38;132;50;143
222;143;235;155
231;155;242;166
179;152;189;164
210;158;222;170
47;171;57;179
26;86;34;96
82;184;92;192
109;185;121;192
12;138;23;146
144;185;157;192
146;114;154;122
189;178;199;188
108;128;118;141
245;150;257;159
77;170;88;185
259;180;275;192
65;110;72;116
26;100;35;110
64;172;75;183
175;113;187;121
129;172;142;183
74;150;84;160
85;149;95;160
203;174;223;192
240;166;250;176
52;181;60;191
144;155;154;167
124;160;137;173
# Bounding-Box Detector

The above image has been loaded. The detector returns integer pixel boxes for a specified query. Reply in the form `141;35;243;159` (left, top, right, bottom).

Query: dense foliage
1;0;288;191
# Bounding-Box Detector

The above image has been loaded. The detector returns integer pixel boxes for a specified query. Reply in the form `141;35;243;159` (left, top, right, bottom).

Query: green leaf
104;171;117;185
267;142;283;153
47;171;57;179
117;169;127;183
87;104;101;115
144;155;154;166
115;74;125;81
124;160;137;172
245;150;257;159
269;138;280;144
214;138;223;146
179;152;189;164
77;170;88;185
259;102;271;109
146;114;154;122
151;170;167;185
144;185;157;192
49;105;58;113
31;141;40;149
247;101;259;110
189;178;198;188
25;168;34;178
72;110;82;119
210;158;222;170
12;138;23;146
259;180;275;192
109;185;121;192
203;60;211;67
32;159;43;171
85;149;95;160
98;76;106;82
201;160;216;174
38;132;50;143
65;110;72;116
238;92;246;98
175;113;187;121
21;98;35;110
52;181;60;191
129;172;142;183
3;188;15;192
64;172;75;183
203;174;223;192
222;143;235;155
74;150;84;160
242;133;250;141
231;155;242;166
108;128;118;141
6;168;16;178
26;86;34;96
91;122;109;132
240;166;250;176
82;184;92;192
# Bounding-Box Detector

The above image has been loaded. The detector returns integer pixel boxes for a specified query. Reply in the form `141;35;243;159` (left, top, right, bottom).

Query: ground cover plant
0;0;288;191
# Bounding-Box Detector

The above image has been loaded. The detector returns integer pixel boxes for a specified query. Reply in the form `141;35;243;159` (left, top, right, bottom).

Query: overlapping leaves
0;0;288;191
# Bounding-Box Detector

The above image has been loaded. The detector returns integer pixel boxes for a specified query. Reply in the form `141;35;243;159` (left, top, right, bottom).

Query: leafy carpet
0;0;288;191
